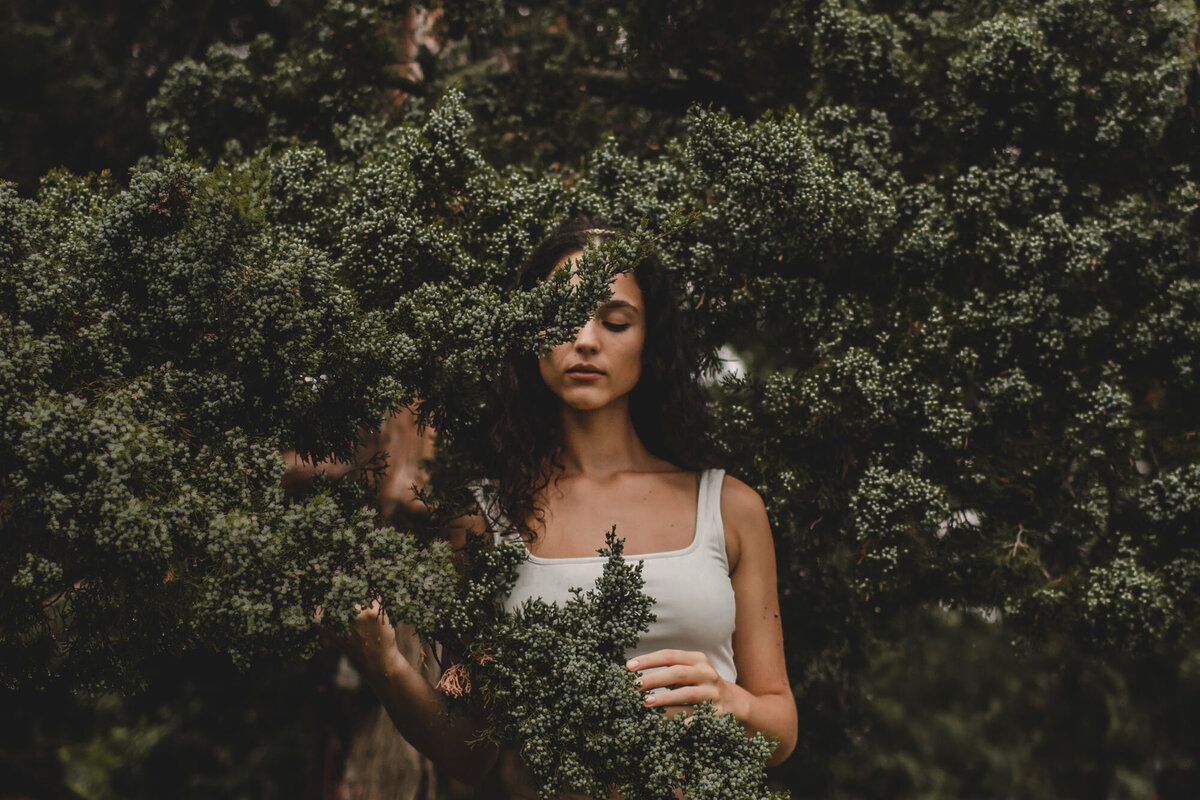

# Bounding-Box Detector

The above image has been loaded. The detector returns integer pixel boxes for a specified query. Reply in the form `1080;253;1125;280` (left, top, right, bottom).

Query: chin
562;397;610;412
557;389;618;412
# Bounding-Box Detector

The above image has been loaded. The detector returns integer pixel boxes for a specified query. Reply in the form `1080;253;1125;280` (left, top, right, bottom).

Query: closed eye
602;321;631;332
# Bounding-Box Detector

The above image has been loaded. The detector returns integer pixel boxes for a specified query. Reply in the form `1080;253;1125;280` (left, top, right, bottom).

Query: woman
337;219;797;796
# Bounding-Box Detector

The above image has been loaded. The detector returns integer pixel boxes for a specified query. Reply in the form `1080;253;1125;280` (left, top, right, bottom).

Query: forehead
554;249;644;310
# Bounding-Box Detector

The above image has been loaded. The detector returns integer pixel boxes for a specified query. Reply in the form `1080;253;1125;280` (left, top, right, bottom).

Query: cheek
537;356;555;389
624;334;647;384
538;343;569;386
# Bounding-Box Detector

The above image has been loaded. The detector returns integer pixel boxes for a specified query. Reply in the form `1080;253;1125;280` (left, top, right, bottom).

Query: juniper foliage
2;83;784;796
0;90;614;686
5;0;1200;796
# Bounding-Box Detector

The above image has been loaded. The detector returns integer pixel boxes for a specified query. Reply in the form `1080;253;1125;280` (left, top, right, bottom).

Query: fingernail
626;659;638;669
643;695;655;706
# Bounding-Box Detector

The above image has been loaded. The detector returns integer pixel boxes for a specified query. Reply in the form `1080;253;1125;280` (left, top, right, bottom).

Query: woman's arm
628;475;798;766
722;475;798;764
293;410;495;783
334;598;500;785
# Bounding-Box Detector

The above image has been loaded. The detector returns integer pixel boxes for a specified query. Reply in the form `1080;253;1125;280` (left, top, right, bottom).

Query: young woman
336;220;797;797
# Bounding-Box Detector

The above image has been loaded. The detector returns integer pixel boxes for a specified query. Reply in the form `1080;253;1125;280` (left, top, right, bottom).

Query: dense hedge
4;1;1200;797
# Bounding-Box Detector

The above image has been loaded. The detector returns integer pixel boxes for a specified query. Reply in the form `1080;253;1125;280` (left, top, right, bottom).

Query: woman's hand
321;599;405;682
626;649;746;718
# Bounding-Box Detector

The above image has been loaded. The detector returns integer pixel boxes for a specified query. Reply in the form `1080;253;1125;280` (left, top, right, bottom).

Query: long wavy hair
485;218;718;541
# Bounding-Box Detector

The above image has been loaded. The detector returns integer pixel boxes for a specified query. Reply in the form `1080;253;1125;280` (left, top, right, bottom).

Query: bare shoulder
719;474;771;571
720;473;767;519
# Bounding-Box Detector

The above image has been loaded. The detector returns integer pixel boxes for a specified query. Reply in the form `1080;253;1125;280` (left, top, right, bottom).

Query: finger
352;599;390;625
642;686;715;708
626;649;701;671
635;665;696;692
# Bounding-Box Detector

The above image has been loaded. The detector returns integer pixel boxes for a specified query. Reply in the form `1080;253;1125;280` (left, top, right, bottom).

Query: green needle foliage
5;0;1200;796
0;90;616;688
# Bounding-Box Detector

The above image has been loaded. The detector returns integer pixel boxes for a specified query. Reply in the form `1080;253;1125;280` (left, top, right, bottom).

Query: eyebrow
599;299;641;315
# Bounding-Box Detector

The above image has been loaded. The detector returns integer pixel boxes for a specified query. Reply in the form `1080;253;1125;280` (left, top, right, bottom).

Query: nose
572;316;601;354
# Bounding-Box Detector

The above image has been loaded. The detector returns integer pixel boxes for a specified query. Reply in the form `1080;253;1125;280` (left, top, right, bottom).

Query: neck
556;398;652;478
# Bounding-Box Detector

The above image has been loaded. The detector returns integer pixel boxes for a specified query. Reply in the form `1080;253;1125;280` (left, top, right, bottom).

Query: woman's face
538;250;646;412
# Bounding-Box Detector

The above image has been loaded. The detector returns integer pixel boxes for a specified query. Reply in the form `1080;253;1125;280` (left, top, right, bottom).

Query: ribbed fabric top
480;468;737;683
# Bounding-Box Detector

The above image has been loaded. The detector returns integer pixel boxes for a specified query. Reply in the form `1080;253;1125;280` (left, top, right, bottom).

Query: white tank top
480;468;737;683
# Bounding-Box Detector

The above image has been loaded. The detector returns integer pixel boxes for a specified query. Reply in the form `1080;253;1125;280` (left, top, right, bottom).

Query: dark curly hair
485;218;718;542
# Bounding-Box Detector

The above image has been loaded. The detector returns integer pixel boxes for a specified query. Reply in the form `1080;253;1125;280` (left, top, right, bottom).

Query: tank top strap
696;468;729;570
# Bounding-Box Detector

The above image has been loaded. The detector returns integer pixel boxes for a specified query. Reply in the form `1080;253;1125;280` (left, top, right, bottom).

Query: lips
566;364;604;376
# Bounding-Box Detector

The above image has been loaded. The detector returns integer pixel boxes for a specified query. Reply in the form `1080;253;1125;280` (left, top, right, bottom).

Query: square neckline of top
521;470;710;564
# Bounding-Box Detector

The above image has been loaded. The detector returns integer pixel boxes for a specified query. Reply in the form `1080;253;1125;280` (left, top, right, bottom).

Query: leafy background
3;0;1200;797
